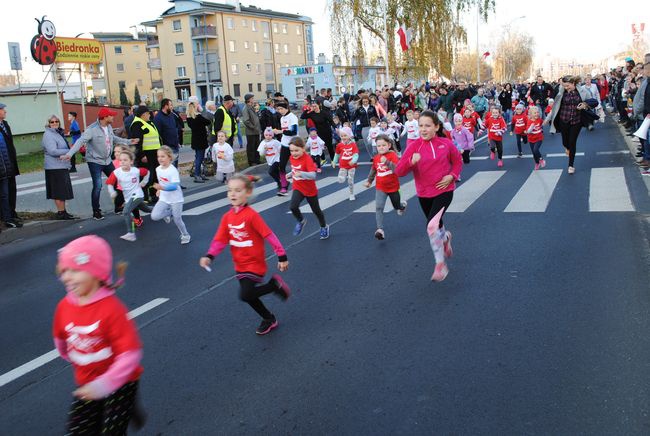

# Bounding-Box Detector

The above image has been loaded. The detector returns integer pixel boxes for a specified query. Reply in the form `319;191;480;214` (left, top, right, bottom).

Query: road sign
8;42;21;70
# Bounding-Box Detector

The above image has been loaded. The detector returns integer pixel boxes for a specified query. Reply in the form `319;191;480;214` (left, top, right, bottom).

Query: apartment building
142;0;314;104
91;32;164;105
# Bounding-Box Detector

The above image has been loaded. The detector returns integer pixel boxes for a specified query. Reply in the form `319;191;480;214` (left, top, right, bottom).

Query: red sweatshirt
485;116;507;141
526;118;544;143
512;113;528;135
290;152;318;197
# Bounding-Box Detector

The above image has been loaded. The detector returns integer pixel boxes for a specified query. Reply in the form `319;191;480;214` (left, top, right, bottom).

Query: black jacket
187;114;211;150
130;119;161;161
0;120;19;179
451;88;473;112
301;109;334;143
353;105;378;129
529;82;553;105
498;90;513;110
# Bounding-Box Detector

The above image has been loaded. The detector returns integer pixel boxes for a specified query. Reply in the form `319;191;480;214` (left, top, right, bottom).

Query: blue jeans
529;140;543;163
644;120;650;161
194;148;204;177
236;122;243;147
0;177;10;221
503;109;512;124
87;161;115;212
170;145;180;168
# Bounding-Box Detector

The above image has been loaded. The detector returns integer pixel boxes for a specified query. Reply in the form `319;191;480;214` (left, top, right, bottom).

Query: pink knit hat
57;235;113;283
339;126;353;139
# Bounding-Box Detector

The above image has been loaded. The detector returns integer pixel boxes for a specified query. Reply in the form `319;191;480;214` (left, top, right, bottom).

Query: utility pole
476;4;480;83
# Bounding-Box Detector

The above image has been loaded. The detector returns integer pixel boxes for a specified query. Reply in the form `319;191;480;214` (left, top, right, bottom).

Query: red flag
397;24;412;51
482;51;490;58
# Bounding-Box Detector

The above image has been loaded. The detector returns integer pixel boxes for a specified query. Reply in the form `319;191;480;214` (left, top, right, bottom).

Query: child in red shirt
54;235;144;434
511;104;528;157
526;106;546;170
484;106;507;167
332;126;359;201
363;134;407;240
288;136;330;239
200;174;291;335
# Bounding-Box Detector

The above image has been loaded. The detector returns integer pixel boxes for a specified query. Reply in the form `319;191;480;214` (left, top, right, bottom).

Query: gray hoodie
67;120;131;165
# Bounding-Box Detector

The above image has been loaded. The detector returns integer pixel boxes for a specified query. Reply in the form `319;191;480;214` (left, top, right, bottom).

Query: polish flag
482;51;490;58
397;24;412;52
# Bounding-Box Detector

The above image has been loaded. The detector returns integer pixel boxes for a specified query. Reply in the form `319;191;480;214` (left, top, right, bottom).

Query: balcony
191;26;217;39
146;34;159;47
147;58;162;70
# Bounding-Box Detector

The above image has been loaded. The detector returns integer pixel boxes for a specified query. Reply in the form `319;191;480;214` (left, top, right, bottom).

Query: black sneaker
5;220;23;228
56;211;74;220
271;274;291;301
256;316;278;335
93;210;104;220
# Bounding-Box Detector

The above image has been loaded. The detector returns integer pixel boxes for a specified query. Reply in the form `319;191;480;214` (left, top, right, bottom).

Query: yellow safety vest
133;116;161;151
212;106;237;138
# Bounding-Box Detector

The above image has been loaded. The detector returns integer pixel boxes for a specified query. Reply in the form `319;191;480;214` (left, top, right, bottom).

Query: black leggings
279;146;290;174
557;120;582;167
268;162;281;188
239;276;278;319
418;191;454;229
515;134;528;153
462;150;471;164
489;139;503;159
290;190;326;227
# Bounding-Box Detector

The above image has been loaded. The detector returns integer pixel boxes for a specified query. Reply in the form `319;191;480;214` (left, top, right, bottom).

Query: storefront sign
285;65;325;76
174;78;191;86
54;37;103;64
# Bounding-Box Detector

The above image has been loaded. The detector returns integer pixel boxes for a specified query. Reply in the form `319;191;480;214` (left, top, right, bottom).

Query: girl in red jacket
511;104;528;157
54;235;144;434
526;106;546;170
394;110;463;282
485;106;507;167
200;174;291;335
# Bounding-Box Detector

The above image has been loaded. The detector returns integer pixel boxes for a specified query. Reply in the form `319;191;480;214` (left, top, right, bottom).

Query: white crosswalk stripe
504;170;563;212
354;180;416;213
589;167;635;212
447;171;506;212
183;181;277;216
254;177;337;212
17;177;92;196
182;184;228;203
300;179;370;213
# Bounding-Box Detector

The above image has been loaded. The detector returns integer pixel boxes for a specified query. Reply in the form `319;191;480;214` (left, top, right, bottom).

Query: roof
91;32;151;42
150;0;312;24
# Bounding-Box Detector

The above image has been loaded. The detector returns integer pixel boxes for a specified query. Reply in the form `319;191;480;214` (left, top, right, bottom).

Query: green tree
328;0;495;79
134;85;141;105
119;86;128;106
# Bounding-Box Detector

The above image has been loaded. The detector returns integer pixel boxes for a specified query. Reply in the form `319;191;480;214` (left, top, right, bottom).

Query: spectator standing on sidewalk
241;94;262;166
130;106;161;199
633;61;650;172
0;102;21;228
42;115;76;220
123;105;137;136
65;107;139;220
212;95;238;146
153;99;180;166
67;111;81;172
186;99;211;183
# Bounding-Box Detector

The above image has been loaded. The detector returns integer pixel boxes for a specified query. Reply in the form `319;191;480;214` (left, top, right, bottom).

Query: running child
511;103;528;157
106;150;152;242
151;145;191;244
451;113;474;164
273;101;299;195
257;127;284;195
54;235;144;433
379;119;398;144
402;110;420;149
363;134;407;240
386;113;403;151
462;105;481;136
211;131;235;183
366;117;381;157
484;106;507;167
332;126;359;201
526;106;546;170
545;98;554;117
306;127;325;172
394;110;462;282
110;144;126;214
288;137;330;239
199;175;291;335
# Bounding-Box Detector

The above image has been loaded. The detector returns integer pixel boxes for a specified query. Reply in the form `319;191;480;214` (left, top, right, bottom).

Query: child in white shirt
258;127;285;195
401;110;420;149
211;130;235;183
306;128;325;173
366;117;382;158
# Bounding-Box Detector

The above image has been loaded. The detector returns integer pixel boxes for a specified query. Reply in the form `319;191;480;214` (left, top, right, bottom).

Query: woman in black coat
498;83;513;123
301;101;335;160
186;102;211;183
352;95;378;139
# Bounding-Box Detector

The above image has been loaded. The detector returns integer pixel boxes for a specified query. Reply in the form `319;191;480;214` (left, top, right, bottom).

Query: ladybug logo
30;16;57;65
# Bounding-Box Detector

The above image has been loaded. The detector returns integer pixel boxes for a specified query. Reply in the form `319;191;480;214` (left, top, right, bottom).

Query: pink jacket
395;136;462;198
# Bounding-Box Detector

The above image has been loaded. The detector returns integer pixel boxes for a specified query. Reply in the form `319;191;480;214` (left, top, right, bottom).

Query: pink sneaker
443;231;453;258
497;159;503;167
540;159;546;168
534;163;540;170
431;262;449;282
490;150;495;160
316;168;322;173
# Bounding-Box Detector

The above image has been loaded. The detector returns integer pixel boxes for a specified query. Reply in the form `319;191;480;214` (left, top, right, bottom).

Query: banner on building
54;37;103;64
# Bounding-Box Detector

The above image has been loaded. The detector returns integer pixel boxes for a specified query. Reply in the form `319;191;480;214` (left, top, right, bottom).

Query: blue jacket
153;110;179;147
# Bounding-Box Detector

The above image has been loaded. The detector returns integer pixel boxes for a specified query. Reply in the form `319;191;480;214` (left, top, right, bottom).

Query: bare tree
0;74;17;88
493;32;534;82
453;52;492;82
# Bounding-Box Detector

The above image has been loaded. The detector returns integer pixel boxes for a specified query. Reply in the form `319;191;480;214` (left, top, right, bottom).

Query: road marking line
589;167;635;212
354;180;416;213
182;184;229;203
255;177;337;213
596;150;630;155
504;170;563;212
18;177;92;196
183;182;277;216
301;179;370;212
470;152;584;161
0;298;169;388
17;180;48;189
447;171;506;213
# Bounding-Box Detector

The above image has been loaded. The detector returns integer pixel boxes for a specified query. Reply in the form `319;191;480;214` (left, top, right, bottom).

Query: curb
0;219;81;246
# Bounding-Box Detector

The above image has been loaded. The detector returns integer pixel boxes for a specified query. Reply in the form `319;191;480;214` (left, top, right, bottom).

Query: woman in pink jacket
395;110;463;281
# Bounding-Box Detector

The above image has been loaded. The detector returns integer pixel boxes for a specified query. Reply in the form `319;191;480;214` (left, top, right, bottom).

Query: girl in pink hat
53;235;145;433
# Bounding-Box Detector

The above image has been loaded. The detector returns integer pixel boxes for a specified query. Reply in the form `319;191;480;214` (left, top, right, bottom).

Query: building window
227;18;234;29
135;62;141;69
229;40;236;52
261;21;270;39
251;20;257;32
273;23;278;33
233;83;241;97
253;42;259;53
297;44;302;55
245;63;252;72
256;63;261;75
137;79;143;86
177;66;186;77
296;26;302;36
195;40;205;53
232;64;239;75
248;83;253;92
116;63;125;72
257;83;262;92
193;17;201;27
274;43;279;54
173;19;182;31
118;80;126;89
242;19;247;27
282;24;288;34
133;45;140;52
243;41;249;50
266;83;274;93
283;44;289;54
264;42;272;60
265;63;274;81
175;43;184;54
114;46;122;54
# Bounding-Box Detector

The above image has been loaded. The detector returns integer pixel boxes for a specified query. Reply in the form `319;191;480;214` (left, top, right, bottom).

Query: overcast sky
0;0;645;82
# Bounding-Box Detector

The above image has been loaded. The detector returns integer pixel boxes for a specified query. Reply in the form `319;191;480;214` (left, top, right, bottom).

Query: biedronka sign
54;37;103;64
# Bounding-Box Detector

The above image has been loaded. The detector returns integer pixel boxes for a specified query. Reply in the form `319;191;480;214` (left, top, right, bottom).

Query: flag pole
384;0;390;87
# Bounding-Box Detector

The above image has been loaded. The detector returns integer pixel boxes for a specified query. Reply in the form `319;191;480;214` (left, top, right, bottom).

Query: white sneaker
180;234;191;244
397;201;407;216
568;166;575;174
349;195;356;201
164;216;171;224
120;232;136;242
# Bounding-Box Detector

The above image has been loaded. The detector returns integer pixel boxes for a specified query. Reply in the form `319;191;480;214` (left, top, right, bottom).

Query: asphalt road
1;119;649;435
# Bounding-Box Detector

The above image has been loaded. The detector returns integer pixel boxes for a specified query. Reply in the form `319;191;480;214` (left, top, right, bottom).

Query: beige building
142;0;314;104
91;32;164;106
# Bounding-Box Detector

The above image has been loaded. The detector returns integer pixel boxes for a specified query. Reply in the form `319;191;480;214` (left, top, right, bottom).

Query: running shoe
316;168;322;173
517;152;523;158
490;150;495;160
133;217;144;228
540;159;546;168
431;262;449;282
279;188;288;196
443;231;453;258
256;316;278;335
4;219;22;228
374;228;385;240
641;170;650;176
180;234;191;244
293;219;306;236
120;232;137;242
397;201;407;216
93;210;104;220
497;159;503;167
320;225;330;240
271;274;291;300
349;195;356;201
534;163;540;171
568;166;575;174
164;216;171;224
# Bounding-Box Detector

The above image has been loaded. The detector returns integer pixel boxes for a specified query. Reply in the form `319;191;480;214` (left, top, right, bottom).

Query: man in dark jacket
123;105;137;137
0;102;21;228
241;93;261;165
259;98;281;141
153;98;180;165
529;76;554;110
451;81;473;113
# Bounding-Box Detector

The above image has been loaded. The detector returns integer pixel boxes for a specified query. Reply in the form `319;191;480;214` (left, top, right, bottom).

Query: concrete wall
1;92;63;135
